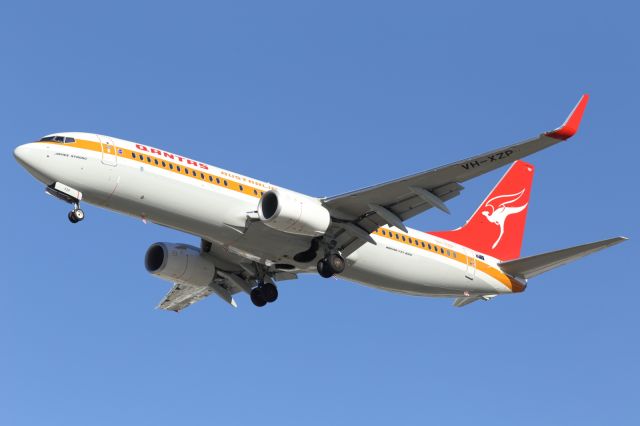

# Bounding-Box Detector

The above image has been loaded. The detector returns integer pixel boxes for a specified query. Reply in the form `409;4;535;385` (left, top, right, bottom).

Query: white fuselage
14;133;525;299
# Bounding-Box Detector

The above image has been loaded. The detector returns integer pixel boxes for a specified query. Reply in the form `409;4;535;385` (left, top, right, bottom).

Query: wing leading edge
322;95;590;256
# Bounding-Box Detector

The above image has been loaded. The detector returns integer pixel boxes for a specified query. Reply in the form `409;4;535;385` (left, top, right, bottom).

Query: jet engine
144;242;215;286
257;189;331;237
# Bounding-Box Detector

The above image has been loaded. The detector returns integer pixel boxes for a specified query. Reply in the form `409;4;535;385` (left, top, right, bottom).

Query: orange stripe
39;140;269;199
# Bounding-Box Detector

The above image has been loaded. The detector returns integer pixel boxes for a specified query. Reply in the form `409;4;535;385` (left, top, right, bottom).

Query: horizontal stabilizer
453;296;482;307
453;294;496;308
498;237;627;279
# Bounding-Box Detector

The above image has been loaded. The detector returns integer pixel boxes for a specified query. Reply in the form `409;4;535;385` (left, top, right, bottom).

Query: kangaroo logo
481;189;528;249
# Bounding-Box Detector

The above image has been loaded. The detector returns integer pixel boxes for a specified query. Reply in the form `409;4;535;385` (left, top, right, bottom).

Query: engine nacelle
257;189;331;237
144;242;215;286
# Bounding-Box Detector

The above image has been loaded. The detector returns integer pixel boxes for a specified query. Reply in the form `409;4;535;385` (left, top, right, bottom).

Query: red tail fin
430;160;534;261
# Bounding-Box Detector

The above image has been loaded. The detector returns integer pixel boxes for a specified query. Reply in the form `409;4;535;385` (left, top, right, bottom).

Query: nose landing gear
45;182;86;224
68;204;85;223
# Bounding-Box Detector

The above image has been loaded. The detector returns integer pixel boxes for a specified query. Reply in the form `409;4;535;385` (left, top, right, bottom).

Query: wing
157;276;243;312
154;240;300;312
157;282;218;312
322;95;589;257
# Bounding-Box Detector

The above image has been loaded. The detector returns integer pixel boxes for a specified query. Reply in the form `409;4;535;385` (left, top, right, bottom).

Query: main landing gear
250;281;279;307
317;253;345;278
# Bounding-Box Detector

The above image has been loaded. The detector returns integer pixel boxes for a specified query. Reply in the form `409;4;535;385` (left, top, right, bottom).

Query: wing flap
498;236;627;279
157;283;216;312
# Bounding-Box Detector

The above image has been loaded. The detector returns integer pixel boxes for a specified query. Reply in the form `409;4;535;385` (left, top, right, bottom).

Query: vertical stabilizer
431;160;534;261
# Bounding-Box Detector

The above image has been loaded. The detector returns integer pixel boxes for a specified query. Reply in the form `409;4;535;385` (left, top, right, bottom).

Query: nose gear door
97;134;118;166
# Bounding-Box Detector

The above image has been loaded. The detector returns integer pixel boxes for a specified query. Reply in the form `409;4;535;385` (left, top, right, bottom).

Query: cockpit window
39;136;76;143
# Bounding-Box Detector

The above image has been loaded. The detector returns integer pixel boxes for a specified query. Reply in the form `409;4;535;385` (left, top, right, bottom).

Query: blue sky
2;1;638;425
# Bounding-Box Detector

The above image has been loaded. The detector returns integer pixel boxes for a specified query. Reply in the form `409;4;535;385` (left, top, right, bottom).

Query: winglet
545;94;589;140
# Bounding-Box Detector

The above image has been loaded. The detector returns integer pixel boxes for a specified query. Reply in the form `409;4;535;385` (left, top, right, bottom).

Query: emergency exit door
465;251;476;280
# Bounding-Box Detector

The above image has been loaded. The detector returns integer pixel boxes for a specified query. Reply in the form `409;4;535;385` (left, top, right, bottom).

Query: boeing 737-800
13;95;626;310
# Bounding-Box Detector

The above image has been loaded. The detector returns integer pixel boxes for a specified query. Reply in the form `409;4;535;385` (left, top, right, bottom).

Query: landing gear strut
317;253;345;278
250;281;279;307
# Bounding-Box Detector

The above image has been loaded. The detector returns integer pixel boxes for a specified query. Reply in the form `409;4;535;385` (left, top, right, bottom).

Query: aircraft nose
13;143;51;183
13;143;32;166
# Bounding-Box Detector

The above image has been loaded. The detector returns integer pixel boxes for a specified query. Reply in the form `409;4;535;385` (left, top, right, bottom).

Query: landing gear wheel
68;211;78;223
317;253;346;278
250;287;267;307
261;282;278;303
317;259;334;278
73;208;84;221
327;253;345;274
68;208;84;223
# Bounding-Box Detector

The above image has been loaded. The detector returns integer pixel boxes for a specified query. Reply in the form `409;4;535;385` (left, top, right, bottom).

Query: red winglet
545;94;589;140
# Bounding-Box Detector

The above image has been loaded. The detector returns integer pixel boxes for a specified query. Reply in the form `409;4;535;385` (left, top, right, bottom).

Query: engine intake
145;242;216;286
257;189;331;237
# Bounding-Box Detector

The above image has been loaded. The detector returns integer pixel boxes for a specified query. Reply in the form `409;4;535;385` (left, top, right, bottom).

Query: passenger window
446;250;450;256
224;180;228;186
440;248;444;254
169;164;174;170
209;176;213;182
382;230;386;236
239;185;244;191
146;157;151;163
253;189;258;195
421;242;425;248
162;161;166;167
401;236;406;241
154;159;158;165
177;166;181;172
132;153;136;159
200;173;204;179
216;178;220;184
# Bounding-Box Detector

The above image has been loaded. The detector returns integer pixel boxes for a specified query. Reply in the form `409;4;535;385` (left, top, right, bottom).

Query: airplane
13;94;627;310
